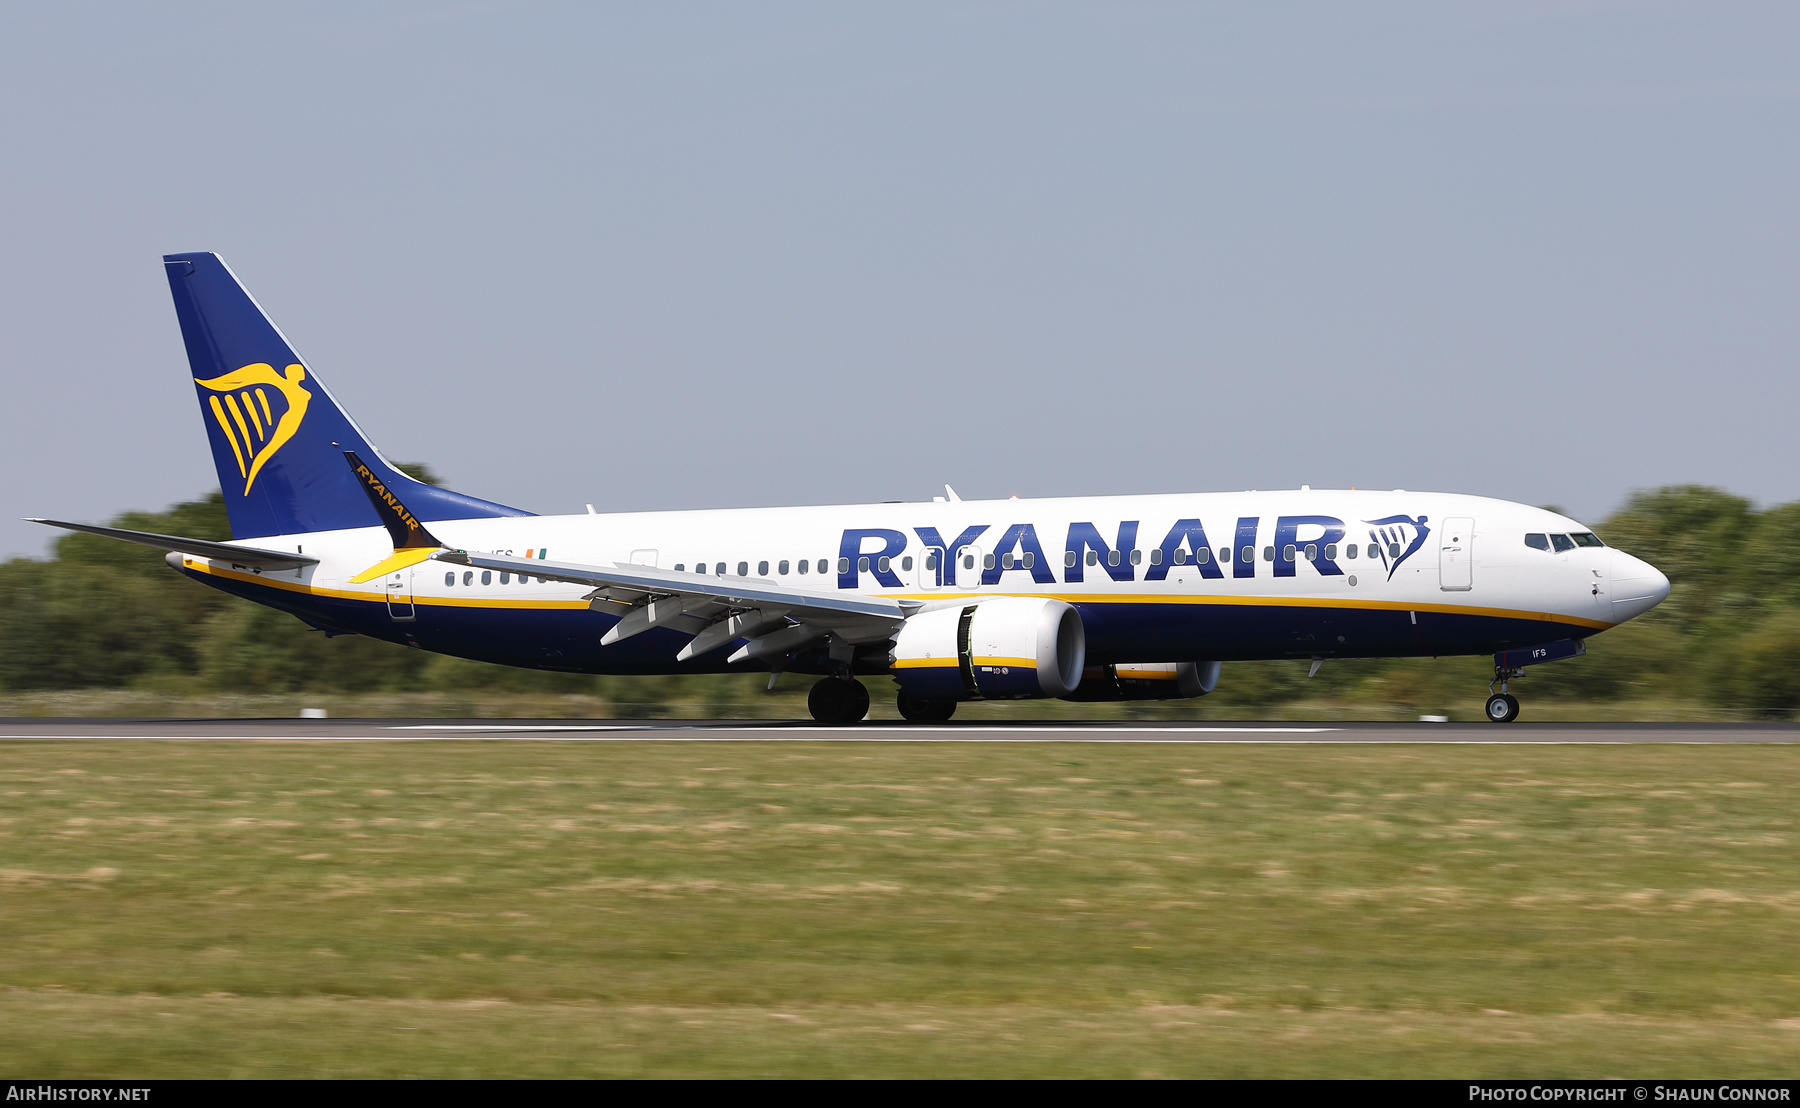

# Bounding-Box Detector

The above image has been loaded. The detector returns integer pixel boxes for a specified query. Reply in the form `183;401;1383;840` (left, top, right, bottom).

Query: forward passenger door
1440;518;1474;591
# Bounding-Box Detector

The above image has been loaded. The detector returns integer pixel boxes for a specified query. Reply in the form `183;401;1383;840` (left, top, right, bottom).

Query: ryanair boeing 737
29;253;1671;724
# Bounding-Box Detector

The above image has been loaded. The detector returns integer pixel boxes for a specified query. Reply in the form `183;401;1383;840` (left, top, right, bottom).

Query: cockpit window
1550;534;1576;553
1570;532;1604;548
1524;533;1550;552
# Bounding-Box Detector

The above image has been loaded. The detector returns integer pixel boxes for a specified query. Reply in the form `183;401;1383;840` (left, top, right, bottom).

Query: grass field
1;739;1797;1077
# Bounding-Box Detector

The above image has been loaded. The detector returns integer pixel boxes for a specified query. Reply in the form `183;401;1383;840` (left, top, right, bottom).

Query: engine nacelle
891;597;1086;700
1061;661;1221;702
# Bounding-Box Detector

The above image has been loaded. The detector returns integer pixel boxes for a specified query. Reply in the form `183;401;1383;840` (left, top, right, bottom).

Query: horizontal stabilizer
25;518;318;566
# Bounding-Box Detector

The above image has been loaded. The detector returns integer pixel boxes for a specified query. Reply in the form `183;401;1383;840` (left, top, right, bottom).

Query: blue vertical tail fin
163;252;530;538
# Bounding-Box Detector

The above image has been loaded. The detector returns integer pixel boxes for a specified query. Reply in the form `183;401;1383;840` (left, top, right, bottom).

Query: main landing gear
803;679;958;724
807;677;870;724
1485;666;1523;724
896;690;957;723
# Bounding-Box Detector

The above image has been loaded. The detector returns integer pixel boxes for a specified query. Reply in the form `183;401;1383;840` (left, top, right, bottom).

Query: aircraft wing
433;549;915;663
26;518;319;567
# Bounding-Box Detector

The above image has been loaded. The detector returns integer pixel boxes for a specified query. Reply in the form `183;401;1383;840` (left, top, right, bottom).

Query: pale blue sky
3;2;1798;556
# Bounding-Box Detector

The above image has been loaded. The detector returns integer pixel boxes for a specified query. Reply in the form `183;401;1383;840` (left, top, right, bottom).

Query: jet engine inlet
1062;661;1222;702
891;597;1086;700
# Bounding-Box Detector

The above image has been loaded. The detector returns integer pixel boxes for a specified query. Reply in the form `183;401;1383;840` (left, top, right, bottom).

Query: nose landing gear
1485;666;1523;723
1485;692;1520;723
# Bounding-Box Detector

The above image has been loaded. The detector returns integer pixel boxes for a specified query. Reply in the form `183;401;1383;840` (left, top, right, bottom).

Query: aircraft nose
1609;549;1670;623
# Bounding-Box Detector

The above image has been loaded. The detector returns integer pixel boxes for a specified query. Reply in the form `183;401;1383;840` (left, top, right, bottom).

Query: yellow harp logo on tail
194;363;312;496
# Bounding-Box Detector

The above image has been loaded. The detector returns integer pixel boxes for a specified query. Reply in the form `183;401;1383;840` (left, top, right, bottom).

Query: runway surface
2;718;1798;743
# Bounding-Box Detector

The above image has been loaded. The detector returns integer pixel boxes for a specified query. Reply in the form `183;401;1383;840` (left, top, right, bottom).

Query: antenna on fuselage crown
943;484;962;502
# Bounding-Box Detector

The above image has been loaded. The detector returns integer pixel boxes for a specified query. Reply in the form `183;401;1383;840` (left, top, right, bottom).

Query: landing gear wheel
808;677;870;724
896;691;957;722
1485;693;1521;724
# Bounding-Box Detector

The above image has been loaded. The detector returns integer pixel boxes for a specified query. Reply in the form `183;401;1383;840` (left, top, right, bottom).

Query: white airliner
30;253;1671;724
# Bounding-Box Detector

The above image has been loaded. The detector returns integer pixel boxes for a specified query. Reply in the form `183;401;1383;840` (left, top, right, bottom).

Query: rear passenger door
385;569;416;621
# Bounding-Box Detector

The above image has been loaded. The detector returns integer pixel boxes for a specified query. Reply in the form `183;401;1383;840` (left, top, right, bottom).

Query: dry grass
4;994;1797;1078
1;740;1797;1076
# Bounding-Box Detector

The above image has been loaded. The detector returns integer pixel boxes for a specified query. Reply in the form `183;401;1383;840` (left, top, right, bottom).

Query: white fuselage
178;488;1670;674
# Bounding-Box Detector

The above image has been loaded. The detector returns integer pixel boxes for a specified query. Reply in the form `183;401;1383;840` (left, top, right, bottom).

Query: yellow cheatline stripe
891;658;959;670
255;387;273;425
242;390;265;439
208;395;247;478
180;560;590;610
973;656;1036;669
223;392;255;455
348;547;437;584
892;591;1612;630
1116;668;1178;680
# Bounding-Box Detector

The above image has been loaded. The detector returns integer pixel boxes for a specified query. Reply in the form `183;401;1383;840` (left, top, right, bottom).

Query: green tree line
3;481;1798;715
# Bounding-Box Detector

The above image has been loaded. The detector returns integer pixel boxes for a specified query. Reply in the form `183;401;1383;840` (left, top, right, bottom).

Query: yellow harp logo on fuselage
194;363;312;496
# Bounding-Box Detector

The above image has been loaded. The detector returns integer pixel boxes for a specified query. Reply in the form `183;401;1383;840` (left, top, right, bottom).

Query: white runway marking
385;724;645;732
383;724;1341;734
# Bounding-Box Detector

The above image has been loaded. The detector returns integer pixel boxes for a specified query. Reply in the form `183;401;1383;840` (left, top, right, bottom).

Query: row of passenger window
945;543;1403;570
1524;532;1604;553
444;570;545;587
677;559;839;576
440;538;1439;589
412;534;1612;590
670;541;1411;580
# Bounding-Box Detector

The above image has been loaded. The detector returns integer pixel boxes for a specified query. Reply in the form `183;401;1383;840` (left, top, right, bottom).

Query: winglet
345;450;443;550
345;450;447;583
